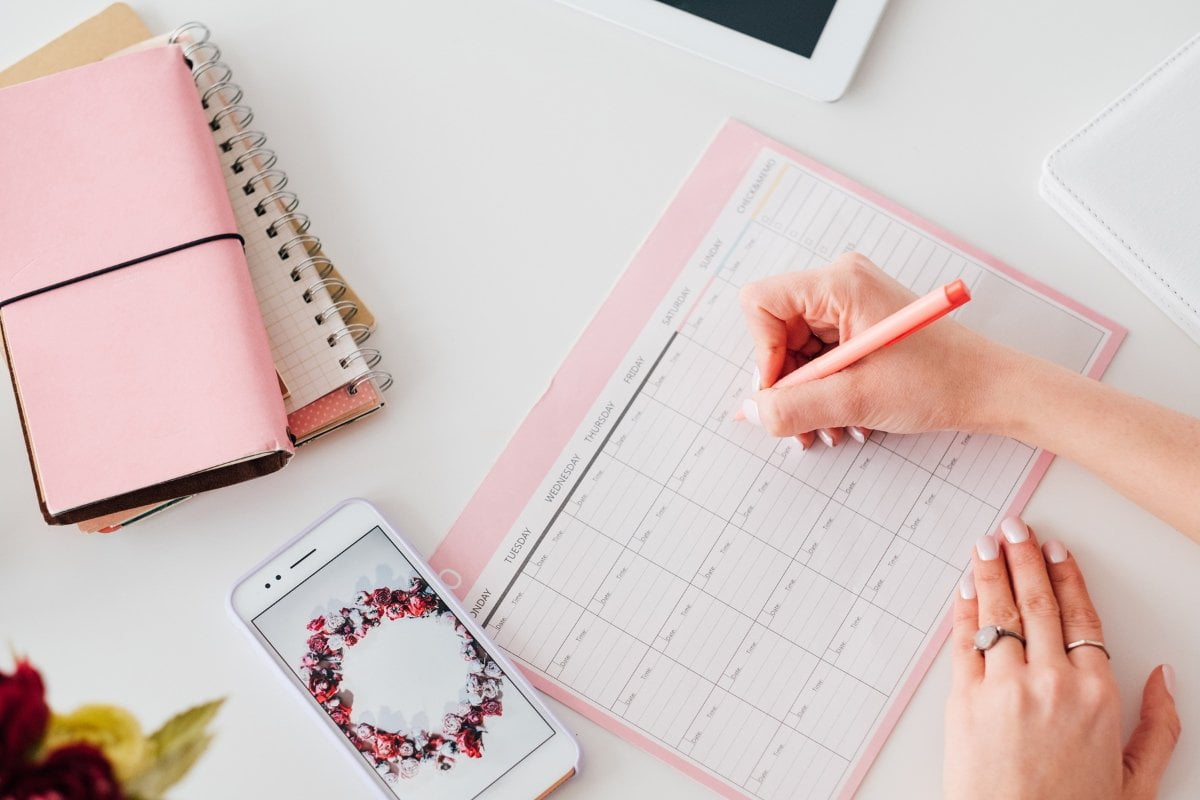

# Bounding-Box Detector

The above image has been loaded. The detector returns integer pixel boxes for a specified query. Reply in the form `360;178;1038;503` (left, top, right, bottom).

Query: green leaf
123;698;224;800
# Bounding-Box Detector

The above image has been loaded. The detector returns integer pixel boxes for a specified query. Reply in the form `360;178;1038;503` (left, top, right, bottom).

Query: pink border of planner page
432;120;1125;800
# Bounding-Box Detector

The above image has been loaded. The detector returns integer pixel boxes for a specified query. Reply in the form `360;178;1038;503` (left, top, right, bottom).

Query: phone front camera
275;574;282;581
265;583;271;589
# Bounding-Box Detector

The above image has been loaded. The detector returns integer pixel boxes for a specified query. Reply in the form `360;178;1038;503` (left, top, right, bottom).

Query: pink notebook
0;45;292;524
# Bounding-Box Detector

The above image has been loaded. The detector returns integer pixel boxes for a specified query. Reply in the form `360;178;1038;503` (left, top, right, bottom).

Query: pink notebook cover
0;46;292;523
431;121;1124;799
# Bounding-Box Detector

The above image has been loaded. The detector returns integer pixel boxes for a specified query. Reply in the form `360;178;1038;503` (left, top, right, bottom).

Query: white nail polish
817;429;835;448
848;426;866;444
1163;664;1177;698
1000;517;1029;544
742;398;761;427
975;534;999;561
958;573;976;600
752;367;762;391
1043;540;1068;564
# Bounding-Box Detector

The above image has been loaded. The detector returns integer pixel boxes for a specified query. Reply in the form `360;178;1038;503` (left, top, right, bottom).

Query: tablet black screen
653;0;839;59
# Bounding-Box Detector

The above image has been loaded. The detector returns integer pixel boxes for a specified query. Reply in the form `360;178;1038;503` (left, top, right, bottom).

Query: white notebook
1041;33;1200;346
164;23;394;432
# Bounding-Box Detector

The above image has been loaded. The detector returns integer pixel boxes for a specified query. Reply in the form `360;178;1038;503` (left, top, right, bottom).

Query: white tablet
558;0;889;101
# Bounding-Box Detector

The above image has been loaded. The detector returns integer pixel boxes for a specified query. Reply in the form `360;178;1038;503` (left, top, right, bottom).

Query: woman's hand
737;253;1028;447
946;516;1180;799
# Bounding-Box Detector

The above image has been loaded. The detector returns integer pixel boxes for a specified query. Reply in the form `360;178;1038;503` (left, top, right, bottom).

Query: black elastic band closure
0;232;245;309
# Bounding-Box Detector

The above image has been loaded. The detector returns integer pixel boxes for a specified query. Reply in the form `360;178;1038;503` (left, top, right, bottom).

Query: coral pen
770;278;972;390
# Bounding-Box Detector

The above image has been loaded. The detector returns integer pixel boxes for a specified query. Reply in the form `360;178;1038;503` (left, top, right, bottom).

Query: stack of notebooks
0;5;393;532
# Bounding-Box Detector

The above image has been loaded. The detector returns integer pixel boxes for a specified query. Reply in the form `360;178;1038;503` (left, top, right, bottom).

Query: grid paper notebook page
433;122;1121;800
210;123;361;413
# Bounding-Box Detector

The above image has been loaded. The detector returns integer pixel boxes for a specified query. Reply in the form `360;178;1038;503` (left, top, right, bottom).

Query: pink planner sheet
431;121;1123;800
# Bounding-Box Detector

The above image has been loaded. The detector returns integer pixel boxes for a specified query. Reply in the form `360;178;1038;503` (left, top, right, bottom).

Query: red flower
0;658;49;784
406;594;432;617
311;679;333;704
465;710;483;727
455;728;483;759
384;604;405;620
372;588;391;606
481;699;503;717
306;634;329;655
374;736;397;759
305;616;326;633
1;744;121;800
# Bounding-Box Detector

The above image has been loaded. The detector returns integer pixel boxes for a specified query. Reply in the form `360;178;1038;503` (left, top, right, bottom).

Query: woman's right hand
738;253;1029;445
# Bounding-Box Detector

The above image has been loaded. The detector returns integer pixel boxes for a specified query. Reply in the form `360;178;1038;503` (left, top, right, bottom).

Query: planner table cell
788;660;886;759
626;489;727;577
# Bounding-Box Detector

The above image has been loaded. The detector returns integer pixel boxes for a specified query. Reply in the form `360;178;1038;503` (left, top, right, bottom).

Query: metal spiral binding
302;278;347;303
169;22;392;399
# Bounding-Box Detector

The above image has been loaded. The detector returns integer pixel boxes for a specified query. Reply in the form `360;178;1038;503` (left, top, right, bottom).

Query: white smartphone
230;499;580;799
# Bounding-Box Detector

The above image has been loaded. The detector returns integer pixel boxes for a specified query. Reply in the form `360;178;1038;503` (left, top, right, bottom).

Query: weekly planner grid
432;121;1121;800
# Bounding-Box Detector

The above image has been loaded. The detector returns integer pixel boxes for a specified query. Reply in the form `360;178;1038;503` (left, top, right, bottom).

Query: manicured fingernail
958;572;976;600
1000;516;1028;544
848;426;867;444
794;435;809;450
1163;664;1176;698
975;534;999;561
817;429;835;448
1043;540;1068;564
741;398;761;427
752;367;762;391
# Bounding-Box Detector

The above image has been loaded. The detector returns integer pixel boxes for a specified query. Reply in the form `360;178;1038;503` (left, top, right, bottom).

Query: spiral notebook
0;5;394;531
161;22;394;436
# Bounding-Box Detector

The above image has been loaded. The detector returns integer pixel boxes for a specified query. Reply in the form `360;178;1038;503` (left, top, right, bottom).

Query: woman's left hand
945;516;1181;799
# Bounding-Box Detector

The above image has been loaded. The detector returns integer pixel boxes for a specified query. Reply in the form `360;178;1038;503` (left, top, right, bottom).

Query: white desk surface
3;1;1200;797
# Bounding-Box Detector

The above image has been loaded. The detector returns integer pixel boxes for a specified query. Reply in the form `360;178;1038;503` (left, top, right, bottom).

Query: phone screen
253;527;556;798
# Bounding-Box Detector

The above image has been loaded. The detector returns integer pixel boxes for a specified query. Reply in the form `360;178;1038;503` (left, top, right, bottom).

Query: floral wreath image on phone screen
253;528;556;800
302;577;504;779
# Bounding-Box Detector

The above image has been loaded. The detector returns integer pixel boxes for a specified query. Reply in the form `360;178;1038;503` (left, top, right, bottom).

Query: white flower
465;659;483;673
348;609;364;628
482;680;500;699
327;634;345;650
327;612;347;630
385;770;400;784
466;690;483;705
398;742;414;757
443;714;463;734
400;758;420;779
375;763;392;778
356;724;374;740
455;702;471;716
484;662;503;678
